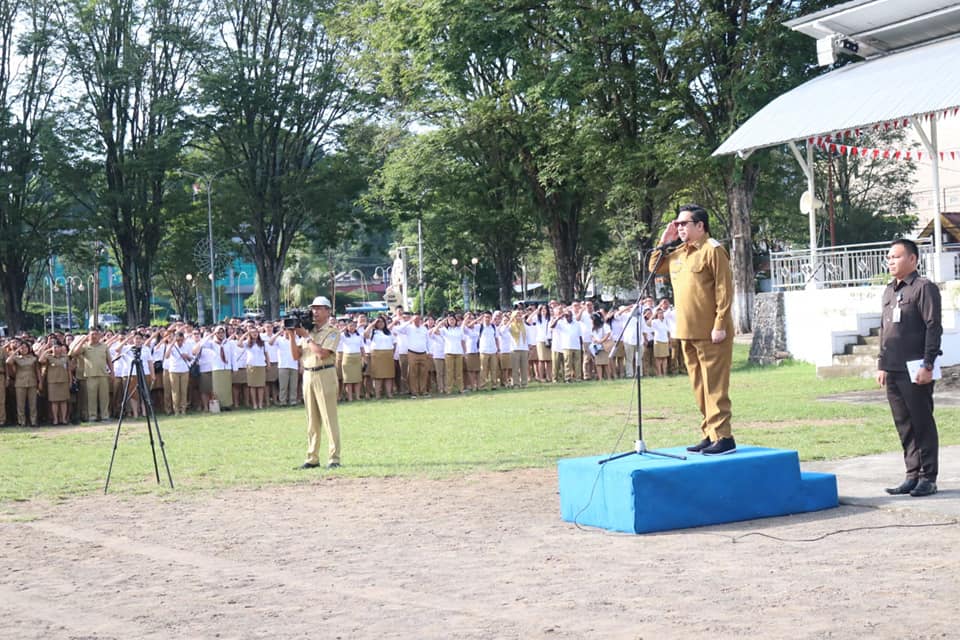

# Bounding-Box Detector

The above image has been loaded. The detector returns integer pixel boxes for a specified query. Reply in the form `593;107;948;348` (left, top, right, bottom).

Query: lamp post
470;257;479;311
235;271;248;317
181;167;237;324
65;276;83;330
348;269;368;302
186;273;204;324
451;258;479;311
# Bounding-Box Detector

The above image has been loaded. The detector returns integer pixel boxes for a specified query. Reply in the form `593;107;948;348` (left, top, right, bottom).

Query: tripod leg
104;372;135;494
137;359;174;489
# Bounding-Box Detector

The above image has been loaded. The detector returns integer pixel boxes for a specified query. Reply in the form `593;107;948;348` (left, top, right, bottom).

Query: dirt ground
2;468;959;640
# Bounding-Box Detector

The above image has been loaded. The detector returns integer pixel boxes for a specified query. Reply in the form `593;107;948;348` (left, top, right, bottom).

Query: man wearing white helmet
287;295;342;469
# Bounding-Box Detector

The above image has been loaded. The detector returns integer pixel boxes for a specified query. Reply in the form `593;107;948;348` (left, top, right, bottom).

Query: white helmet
309;296;332;308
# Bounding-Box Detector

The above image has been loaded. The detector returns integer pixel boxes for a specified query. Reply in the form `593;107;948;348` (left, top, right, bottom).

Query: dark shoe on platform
884;478;918;495
686;438;712;453
297;462;320;470
910;479;938;497
327;462;341;469
702;437;737;456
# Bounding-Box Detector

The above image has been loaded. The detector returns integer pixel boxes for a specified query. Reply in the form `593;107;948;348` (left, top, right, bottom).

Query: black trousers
885;371;939;482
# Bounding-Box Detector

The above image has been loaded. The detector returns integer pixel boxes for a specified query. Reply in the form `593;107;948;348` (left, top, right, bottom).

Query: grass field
1;345;954;502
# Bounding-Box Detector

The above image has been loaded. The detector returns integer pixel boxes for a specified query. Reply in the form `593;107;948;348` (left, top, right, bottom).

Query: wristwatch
922;361;934;371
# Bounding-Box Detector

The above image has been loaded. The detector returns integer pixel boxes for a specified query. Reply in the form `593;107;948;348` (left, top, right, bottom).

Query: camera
283;308;314;331
130;345;142;360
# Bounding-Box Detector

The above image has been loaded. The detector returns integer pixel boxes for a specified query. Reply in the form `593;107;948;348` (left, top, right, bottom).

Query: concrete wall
782;281;960;367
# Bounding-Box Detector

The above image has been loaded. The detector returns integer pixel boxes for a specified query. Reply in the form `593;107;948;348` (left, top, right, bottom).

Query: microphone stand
599;245;686;464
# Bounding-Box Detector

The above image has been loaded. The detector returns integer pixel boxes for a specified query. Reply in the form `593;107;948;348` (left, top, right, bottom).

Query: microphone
654;238;683;251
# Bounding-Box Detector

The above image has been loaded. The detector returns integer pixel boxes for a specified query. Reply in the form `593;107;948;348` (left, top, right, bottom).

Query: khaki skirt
653;341;670;359
212;370;233;406
266;362;279;383
341;352;362;384
594;343;611;366
199;371;214;394
465;353;480;372
247;365;266;388
499;353;511;370
47;381;70;403
232;368;247;385
537;342;551;360
371;349;395;379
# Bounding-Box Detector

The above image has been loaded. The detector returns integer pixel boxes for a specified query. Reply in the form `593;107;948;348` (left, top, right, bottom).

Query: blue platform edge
558;445;838;534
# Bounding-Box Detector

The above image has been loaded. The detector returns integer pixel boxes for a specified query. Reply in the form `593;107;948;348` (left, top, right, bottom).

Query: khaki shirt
12;355;38;388
650;234;733;340
45;356;71;384
302;325;340;369
79;343;111;378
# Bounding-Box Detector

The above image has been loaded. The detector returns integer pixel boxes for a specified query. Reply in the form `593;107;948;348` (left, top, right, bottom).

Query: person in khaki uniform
289;296;341;469
68;329;113;422
0;348;7;426
7;341;40;426
651;204;736;456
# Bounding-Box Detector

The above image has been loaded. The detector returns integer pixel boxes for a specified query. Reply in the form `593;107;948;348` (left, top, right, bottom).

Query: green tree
197;0;369;320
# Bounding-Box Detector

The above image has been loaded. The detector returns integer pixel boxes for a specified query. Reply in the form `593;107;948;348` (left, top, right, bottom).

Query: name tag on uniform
892;306;901;323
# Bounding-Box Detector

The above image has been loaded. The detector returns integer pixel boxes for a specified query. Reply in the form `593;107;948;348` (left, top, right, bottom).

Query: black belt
407;350;426;355
304;364;335;372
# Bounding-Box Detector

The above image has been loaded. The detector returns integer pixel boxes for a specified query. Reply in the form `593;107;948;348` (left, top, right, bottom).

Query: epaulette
708;238;722;248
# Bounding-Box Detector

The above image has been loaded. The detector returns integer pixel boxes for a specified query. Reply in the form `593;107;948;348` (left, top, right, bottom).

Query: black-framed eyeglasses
675;220;696;227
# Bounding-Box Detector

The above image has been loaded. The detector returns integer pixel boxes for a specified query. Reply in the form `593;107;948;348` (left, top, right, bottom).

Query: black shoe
327;462;341;469
910;479;938;497
297;462;320;470
884;478;918;495
702;437;737;456
686;438;712;453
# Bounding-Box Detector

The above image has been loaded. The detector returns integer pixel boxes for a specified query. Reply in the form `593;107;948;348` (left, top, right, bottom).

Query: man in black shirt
877;239;942;497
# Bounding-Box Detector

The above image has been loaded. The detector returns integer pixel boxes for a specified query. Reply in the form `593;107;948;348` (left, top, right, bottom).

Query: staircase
816;328;880;379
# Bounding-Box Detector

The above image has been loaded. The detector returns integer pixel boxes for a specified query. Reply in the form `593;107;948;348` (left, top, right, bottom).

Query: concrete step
833;354;878;367
848;344;880;355
817;364;876;379
862;335;880;346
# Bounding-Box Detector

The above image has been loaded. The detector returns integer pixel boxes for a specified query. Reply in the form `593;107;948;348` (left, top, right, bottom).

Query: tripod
104;347;174;493
599;246;686;464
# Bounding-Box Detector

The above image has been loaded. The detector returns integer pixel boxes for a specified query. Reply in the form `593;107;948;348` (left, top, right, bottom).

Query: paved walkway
805;446;960;519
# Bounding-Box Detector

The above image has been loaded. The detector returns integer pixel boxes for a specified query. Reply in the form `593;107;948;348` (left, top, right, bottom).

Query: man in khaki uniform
651;204;736;455
68;329;114;422
288;296;341;469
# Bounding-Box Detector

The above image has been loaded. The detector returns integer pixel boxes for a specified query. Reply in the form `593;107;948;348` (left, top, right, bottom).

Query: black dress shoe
296;462;320;470
327;462;341;469
702;437;737;456
884;478;918;495
686;438;712;453
910;479;938;497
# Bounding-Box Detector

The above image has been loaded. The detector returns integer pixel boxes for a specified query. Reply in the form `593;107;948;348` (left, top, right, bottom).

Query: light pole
181;167;237;324
186;273;203;324
451;258;479;311
235;271;249;317
348;269;368;302
64;276;83;330
470;257;479;311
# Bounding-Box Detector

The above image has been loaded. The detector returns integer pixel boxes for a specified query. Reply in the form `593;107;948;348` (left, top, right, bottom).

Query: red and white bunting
811;139;960;162
806;107;960;146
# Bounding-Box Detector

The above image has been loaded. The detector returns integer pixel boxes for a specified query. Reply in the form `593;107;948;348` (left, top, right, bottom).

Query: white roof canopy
713;35;960;157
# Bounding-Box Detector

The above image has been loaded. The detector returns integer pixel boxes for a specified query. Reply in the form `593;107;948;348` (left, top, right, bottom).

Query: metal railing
769;239;946;290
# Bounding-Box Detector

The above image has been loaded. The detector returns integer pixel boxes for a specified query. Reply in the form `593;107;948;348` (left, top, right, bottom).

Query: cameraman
288;296;341;469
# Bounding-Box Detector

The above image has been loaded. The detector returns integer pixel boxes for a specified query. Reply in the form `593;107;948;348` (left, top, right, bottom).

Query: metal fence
769;239;952;290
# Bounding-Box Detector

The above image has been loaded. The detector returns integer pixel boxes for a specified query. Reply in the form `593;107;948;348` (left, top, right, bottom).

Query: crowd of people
0;297;685;427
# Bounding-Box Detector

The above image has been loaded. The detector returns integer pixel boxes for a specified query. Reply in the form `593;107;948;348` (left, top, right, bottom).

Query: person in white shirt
462;312;480;392
431;314;466;394
393;313;431;398
269;326;301;405
496;312;513;387
364;315;396;399
338;319;365;401
243;328;269;409
641;307;656;377
651;308;671;376
608;307;627;378
618;304;642;378
659;298;684;376
549;306;565;383
476;311;500;391
533;305;552;382
193;327;228;411
427;317;446;394
230;328;248;408
551;307;583;383
164;331;193;415
509;310;530;388
264;324;281;406
589;313;613;380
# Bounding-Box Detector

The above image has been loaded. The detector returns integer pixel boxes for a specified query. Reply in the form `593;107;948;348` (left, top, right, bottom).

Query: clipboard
906;358;942;383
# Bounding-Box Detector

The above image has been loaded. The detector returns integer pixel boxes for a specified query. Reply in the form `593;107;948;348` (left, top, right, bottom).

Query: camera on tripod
283;308;314;331
130;345;142;360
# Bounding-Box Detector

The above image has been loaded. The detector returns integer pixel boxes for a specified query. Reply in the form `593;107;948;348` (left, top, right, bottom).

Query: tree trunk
1;270;27;334
725;161;761;334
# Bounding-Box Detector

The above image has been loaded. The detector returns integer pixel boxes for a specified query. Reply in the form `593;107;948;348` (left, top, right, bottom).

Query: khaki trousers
278;367;299;405
445;354;464;393
163;370;174;414
433;358;446;394
86;376;110;420
407;352;430;396
511;350;529;387
303;368;340;465
681;338;733;442
15;386;38;426
563;349;581;382
624;344;638;378
479;353;499;390
170;371;189;414
551;349;565;383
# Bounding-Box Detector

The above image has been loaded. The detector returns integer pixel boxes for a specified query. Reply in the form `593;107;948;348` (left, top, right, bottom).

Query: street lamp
451;258;479;311
186;273;202;323
181;166;238;324
348;269;368;302
235;271;249;317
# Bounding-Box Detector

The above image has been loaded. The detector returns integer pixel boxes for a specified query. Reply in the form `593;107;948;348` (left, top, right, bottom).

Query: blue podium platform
558;445;838;534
